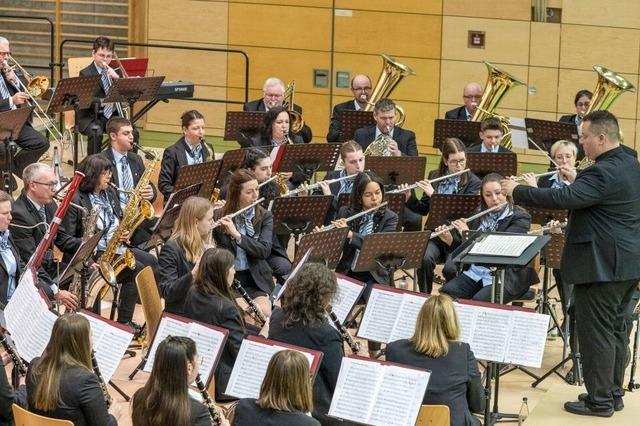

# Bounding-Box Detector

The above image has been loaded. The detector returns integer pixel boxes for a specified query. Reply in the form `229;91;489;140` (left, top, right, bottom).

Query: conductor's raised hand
558;164;577;183
500;178;518;197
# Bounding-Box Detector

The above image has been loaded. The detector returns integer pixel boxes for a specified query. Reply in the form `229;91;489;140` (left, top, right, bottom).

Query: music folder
331;274;366;326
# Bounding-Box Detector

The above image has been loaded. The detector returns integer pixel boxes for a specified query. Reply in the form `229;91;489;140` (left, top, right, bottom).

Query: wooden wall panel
148;0;228;44
335;0;442;14
562;0;640;29
442;0;530;21
527;67;558;113
529;22;560;68
231;0;332;7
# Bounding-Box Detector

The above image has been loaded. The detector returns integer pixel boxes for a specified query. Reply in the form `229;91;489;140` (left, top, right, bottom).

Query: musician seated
243;77;312;143
9;163;80;309
559;89;592;128
183;247;255;402
26;314;120;425
0;359;27;424
439;173;539;303
326;74;372;142
233;350;320;426
131;336;222;426
213;169;274;318
158;196;215;316
268;263;344;425
466;118;511;153
0;37;50;185
520;140;577;189
398;138;481;293
353;98;418;157
77;36;124;155
386;294;484;426
158;110;211;202
63;154;159;326
444;82;483;121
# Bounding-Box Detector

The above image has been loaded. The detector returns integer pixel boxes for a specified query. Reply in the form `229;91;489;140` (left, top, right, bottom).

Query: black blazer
0;72;34;125
99;147;158;203
183;288;246;400
406;170;481;216
213;207;274;294
158;137;211;201
243;98;313;143
326;100;357;142
268;308;344;423
0;345;18;424
559;114;577;124
26;359;116;426
465;144;511;153
444;106;471;121
513;146;640;285
232;398;320;426
335;206;399;284
385;340;484;426
158;239;194;316
353;125;418;157
76;63;121;132
189;397;212;426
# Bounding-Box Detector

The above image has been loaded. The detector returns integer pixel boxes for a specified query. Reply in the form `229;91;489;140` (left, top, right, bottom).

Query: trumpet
283;173;357;197
430;202;508;239
321;201;388;232
387;169;470;194
212;198;265;230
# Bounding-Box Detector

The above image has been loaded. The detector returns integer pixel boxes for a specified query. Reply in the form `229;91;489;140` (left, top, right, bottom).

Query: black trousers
13;125;49;178
418;238;457;294
116;247;159;323
573;279;638;410
440;272;522;304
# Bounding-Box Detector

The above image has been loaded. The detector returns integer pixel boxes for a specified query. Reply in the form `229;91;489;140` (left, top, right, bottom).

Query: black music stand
425;194;481;230
465;152;518;179
527;206;568;226
337;110;375;142
46;75;102;170
270;196;333;251
173;159;222;200
273;143;341;183
354;231;430;287
218;147;268;185
224;111;265;141
294;227;349;269
434;119;482;149
525;118;579;153
0;107;33;193
366;156;426;188
103;76;165;125
336;193;351;211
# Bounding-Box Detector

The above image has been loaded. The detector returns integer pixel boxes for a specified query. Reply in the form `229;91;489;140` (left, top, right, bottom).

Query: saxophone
85;155;160;308
68;206;100;308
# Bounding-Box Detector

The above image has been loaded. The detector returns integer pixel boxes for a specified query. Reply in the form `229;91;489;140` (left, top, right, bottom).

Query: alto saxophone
68;206;99;309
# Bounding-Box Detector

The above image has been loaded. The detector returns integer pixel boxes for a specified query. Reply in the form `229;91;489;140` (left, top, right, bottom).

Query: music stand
218;147;268;185
336;110;375;142
337;193;350;210
103;76;165;120
224;111;265;141
366;156;426;188
46;75;102;170
270;195;333;252
294;227;349;269
525;118;579;153
526;206;568;226
384;193;405;230
465;152;518;179
433;119;482;149
425;194;481;230
174;159;222;200
353;231;430;287
0;107;33;193
273;144;341;183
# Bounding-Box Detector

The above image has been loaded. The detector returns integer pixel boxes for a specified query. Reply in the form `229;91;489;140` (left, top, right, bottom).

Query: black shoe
565;370;575;384
578;393;623;411
564;401;614;417
120;320;144;339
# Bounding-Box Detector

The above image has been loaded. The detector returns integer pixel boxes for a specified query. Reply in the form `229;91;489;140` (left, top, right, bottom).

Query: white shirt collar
374;126;394;139
353;100;363;111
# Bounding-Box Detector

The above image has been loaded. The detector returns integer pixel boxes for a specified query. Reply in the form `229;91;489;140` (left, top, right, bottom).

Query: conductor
501;110;640;417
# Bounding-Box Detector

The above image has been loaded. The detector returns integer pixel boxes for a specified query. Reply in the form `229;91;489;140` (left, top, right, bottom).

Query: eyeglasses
33;181;58;189
352;87;372;92
576;102;591;107
0;51;10;56
447;159;467;166
463;95;481;100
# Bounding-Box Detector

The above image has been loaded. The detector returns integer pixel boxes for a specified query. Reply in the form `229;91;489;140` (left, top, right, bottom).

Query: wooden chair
414;404;450;426
12;404;73;426
135;265;163;348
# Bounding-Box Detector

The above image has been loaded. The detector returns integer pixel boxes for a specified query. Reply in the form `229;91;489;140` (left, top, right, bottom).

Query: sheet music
273;249;311;302
505;310;549;368
15;308;57;363
186;321;227;383
467;306;512;363
329;357;381;424
388;293;428;343
357;289;403;343
331;277;364;325
453;302;476;344
143;316;190;372
468;234;537;257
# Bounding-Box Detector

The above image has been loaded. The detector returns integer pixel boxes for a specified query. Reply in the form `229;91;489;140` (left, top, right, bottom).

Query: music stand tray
219;147;268;183
466;152;518;178
273;144;341;181
174;160;222;200
103;76;165;106
425;194;481;230
525;118;579;153
366;156;426;187
434;119;482;149
224;111;265;141
0;107;33;142
527;206;568;226
270;195;333;236
294;227;349;270
46;75;102;114
337;110;375;142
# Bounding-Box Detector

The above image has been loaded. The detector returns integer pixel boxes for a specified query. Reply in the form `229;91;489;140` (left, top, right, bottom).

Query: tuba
283;80;305;133
471;61;526;150
364;54;415;126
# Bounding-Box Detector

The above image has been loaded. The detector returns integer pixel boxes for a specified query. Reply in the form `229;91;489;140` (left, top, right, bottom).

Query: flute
328;309;360;354
91;350;112;408
0;331;27;376
321;202;389;231
528;220;568;235
257;175;278;188
513;170;557;182
387;169;471;193
283;173;357;197
430;202;508;238
212;198;265;229
232;279;267;326
195;374;223;425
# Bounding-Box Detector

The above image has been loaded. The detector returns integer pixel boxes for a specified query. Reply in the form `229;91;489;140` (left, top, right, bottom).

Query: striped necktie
0;77;11;101
100;68;113;119
37;206;47;223
119;156;134;205
359;213;374;236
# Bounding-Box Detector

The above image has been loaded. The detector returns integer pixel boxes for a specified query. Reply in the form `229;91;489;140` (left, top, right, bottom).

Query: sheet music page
328;357;381;424
388;293;428;343
505;310;549;368
453;302;477;344
468;234;537;257
467;306;512;363
15;308;57;363
370;365;431;426
143;316;190;372
5;270;47;335
357;288;403;343
331;277;364;325
186;322;226;384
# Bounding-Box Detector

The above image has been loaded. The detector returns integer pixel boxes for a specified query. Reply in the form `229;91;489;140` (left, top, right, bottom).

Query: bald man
326;74;373;142
445;82;483;121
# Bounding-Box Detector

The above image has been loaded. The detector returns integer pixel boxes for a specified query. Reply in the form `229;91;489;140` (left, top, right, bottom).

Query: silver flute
283;173;357;197
321;201;389;231
430;202;508;238
212;198;265;229
387;168;471;193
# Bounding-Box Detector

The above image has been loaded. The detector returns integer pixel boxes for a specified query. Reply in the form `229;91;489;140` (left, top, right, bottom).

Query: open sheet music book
328;355;430;426
143;313;228;386
330;274;365;326
454;300;549;367
357;285;428;344
225;336;323;400
272;248;312;302
79;310;134;384
468;234;537;257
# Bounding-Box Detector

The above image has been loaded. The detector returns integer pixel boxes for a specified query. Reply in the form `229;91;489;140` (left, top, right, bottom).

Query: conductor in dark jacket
326;74;372;142
502;110;640;417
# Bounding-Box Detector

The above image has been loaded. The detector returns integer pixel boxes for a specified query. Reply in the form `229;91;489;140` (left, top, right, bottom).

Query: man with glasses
445;82;483;121
326;74;372;142
8;163;81;310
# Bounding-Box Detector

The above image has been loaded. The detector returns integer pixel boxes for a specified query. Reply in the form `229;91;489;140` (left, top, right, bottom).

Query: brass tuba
283;80;305;133
364;54;415;127
471;61;526;150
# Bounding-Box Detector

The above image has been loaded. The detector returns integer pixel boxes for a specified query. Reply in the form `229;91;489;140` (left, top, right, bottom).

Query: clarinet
232;279;267;326
91;351;112;408
328;309;360;354
0;331;27;376
195;374;222;425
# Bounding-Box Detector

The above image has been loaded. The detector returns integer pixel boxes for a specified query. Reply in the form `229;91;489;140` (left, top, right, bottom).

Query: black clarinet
0;332;27;376
91;351;112;408
328;309;360;354
232;279;267;326
195;374;222;425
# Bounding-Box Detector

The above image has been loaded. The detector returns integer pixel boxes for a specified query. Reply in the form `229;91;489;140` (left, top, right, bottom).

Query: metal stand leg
108;380;130;402
627;311;639;391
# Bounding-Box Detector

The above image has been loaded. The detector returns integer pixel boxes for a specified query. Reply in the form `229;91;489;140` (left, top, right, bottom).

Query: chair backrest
415;404;450;426
135;266;163;347
12;404;74;426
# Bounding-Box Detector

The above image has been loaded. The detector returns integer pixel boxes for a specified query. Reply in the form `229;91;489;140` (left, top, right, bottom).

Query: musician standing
326;74;372;142
501;110;640;417
466;118;511;153
444;82;483;121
